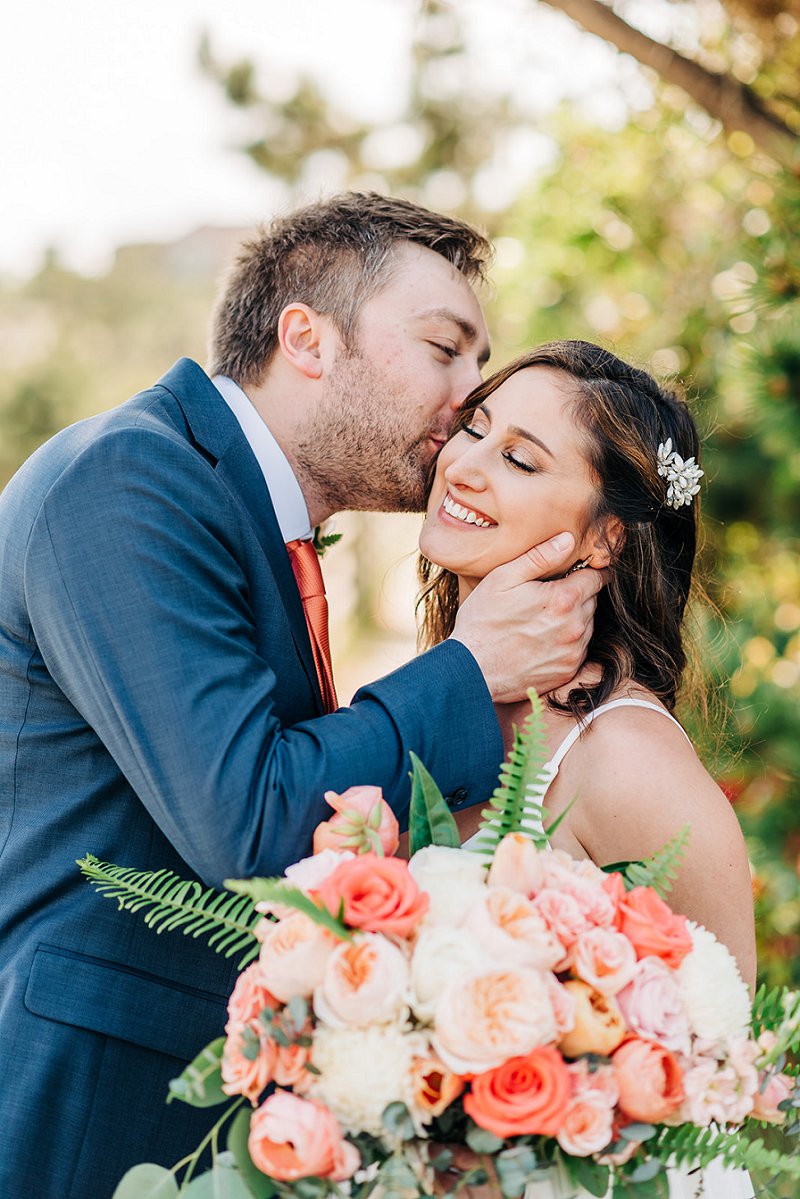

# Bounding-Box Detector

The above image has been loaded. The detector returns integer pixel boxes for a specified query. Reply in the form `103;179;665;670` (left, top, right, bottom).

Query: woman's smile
441;490;497;528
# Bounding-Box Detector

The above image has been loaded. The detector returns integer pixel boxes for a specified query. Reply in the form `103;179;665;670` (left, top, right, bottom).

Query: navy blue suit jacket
0;359;501;1199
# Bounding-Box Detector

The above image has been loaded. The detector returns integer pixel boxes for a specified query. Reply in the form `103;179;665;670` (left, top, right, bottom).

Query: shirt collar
213;374;313;543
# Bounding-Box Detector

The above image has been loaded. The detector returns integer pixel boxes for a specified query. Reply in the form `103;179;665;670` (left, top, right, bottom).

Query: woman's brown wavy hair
418;340;704;719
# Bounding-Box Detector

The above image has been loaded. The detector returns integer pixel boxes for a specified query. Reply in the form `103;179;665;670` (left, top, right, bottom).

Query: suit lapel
156;359;323;713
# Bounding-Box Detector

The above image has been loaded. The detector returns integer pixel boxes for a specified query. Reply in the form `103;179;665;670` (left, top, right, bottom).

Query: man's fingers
488;531;576;587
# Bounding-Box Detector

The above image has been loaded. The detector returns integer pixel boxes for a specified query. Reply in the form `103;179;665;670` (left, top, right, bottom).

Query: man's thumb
495;531;576;585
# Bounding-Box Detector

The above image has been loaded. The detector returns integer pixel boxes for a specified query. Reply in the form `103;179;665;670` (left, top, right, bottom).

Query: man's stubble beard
292;351;437;515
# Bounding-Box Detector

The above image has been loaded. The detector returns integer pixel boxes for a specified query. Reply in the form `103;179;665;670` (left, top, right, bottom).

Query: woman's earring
566;556;593;575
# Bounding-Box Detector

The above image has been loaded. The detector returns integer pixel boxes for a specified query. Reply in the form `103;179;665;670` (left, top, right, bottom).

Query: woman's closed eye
462;423;538;474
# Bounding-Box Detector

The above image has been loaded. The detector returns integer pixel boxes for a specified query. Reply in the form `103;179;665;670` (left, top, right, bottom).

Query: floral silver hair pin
657;439;704;509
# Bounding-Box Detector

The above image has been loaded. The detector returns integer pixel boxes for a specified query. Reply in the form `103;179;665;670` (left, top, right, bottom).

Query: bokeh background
2;0;799;1014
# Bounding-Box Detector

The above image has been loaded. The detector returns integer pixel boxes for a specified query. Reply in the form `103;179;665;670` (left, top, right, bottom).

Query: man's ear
586;516;625;568
276;303;326;380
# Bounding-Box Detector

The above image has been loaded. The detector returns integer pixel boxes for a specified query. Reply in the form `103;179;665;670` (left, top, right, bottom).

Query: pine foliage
468;690;551;856
77;854;261;968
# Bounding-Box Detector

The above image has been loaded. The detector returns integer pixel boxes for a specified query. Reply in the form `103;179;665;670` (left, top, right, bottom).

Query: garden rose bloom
567;1058;618;1106
411;1055;466;1118
613;1038;684;1122
408;846;487;927
222;1025;276;1106
616;957;691;1054
313;786;399;857
409;925;485;1021
532;888;589;966
752;1070;794;1124
540;855;616;928
558;980;626;1058
487;833;545;897
318;853;429;938
226;962;279;1031
259;911;338;1002
314;933;409;1027
432;967;557;1075
547;976;577;1040
681;1039;758;1125
248;1091;360;1181
573;927;637;996
464;1045;571;1137
464;887;563;971
556;1094;615;1157
273;1041;312;1088
618;887;692;969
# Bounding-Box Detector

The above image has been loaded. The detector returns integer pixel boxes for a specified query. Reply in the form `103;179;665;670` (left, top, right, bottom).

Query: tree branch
538;0;799;167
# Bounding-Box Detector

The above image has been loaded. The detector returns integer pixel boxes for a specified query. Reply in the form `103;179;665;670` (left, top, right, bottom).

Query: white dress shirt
213;374;313;543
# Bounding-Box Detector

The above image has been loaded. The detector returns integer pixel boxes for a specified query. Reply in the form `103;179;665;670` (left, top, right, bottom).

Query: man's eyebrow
417;307;491;366
478;403;555;459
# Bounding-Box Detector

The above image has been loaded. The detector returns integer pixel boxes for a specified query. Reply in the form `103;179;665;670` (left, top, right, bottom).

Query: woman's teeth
443;493;493;527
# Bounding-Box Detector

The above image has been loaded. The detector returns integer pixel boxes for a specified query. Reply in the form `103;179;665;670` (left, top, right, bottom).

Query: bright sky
1;0;629;279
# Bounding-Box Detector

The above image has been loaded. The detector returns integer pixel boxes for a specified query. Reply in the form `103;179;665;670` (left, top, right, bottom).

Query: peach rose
411;1055;466;1118
540;855;616;928
464;887;563;971
273;1040;313;1089
317;853;429;938
556;1094;615;1157
567;1058;618;1106
259;911;339;1003
314;933;409;1027
464;1045;571;1137
313;786;400;857
751;1070;793;1124
432;967;556;1075
573;927;637;996
532;888;590;966
487;833;546;897
616;957;691;1054
618;887;692;969
613;1038;684;1123
547;975;577;1040
248;1091;360;1181
601;871;627;923
226;962;280;1031
558;980;627;1058
222;1024;276;1106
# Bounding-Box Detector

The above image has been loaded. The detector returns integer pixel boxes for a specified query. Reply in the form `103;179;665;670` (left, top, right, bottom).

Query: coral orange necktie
285;538;338;713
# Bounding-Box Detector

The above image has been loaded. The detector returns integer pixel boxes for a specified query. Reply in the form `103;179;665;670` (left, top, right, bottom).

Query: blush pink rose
547;976;577;1040
613;1038;685;1123
532;888;590;966
226;962;280;1032
222;1024;277;1106
313;786;400;857
432;967;557;1075
487;833;546;897
317;853;428;938
248;1091;360;1181
752;1070;794;1124
556;1094;615;1157
258;911;339;1002
464;887;563;971
314;933;409;1027
618;887;693;969
567;1058;618;1107
616;957;691;1054
573;927;637;996
540;855;616;928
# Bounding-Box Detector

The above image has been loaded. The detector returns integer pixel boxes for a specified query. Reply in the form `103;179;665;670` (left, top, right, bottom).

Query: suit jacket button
447;787;468;808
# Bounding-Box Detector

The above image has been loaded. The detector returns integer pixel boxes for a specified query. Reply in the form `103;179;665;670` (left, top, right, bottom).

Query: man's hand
449;532;604;703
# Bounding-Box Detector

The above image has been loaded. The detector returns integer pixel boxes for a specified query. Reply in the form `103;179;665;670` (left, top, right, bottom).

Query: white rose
676;922;751;1042
409;925;486;1021
407;846;487;926
314;933;410;1028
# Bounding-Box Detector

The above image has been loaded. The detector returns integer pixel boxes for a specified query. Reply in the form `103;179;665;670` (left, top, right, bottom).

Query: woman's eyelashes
461;422;538;474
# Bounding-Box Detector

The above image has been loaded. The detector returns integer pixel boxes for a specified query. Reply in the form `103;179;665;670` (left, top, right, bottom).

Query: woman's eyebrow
478;402;554;459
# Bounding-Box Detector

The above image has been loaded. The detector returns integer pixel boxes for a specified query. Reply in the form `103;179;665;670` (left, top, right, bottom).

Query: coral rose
314;932;409;1027
613;1038;684;1123
432;967;556;1075
573;927;637;996
317;853;428;938
558;980;626;1058
411;1055;466;1119
249;1091;359;1181
258;911;338;1003
464;1045;571;1137
464;887;563;972
226;962;279;1031
273;1040;312;1088
313;786;399;857
222;1025;276;1106
618;887;692;969
487;833;545;897
556;1094;615;1157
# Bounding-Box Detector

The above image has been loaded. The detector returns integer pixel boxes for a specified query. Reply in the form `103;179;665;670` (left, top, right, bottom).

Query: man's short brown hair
208;192;492;386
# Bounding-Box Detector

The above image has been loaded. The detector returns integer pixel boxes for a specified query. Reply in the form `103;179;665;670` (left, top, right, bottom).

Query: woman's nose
444;443;487;492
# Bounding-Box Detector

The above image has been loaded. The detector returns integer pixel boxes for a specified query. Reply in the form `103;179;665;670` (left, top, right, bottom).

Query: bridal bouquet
80;694;800;1199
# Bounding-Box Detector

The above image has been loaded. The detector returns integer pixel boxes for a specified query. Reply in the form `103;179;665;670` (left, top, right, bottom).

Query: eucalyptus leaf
408;752;460;854
227;1108;277;1199
630;1158;667;1183
182;1162;253;1198
465;1124;504;1154
167;1037;227;1108
619;1122;656;1142
381;1101;416;1141
111;1163;179;1199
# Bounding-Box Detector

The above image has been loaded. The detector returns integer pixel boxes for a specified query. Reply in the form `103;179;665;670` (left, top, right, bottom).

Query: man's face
294;243;491;514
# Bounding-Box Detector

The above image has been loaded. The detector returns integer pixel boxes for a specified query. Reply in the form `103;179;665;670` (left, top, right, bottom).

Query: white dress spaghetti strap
470;698;755;1199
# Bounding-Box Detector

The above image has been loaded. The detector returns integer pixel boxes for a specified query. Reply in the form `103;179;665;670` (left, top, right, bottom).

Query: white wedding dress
468;698;755;1199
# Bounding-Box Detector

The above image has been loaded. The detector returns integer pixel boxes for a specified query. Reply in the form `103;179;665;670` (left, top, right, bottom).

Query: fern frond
751;984;800;1062
77;855;261;969
224;879;352;940
468;690;551;856
654;1121;800;1180
602;826;691;898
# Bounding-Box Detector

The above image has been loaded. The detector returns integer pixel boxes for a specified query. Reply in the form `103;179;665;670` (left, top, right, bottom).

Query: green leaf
182;1162;253;1198
76;856;261;970
619;1122;657;1142
111;1163;179;1199
381;1101;416;1141
227;1109;278;1199
167;1037;228;1108
563;1153;610;1199
465;1123;504;1154
602;825;691;898
407;752;460;855
630;1159;667;1183
224;879;351;940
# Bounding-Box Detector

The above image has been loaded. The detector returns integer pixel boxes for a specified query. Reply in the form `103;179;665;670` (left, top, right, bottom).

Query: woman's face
420;366;607;583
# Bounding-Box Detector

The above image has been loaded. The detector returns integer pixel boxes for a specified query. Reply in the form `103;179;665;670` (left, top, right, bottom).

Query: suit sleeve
24;426;502;885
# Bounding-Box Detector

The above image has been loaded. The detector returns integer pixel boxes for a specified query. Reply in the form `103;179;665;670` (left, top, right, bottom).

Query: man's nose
448;361;484;412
